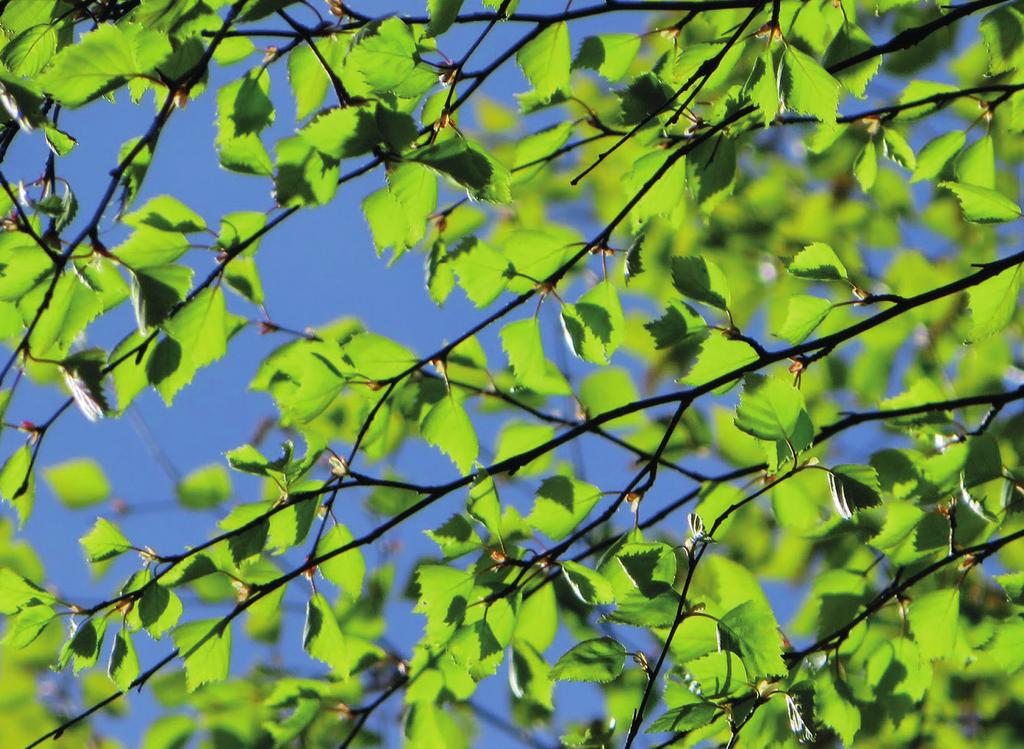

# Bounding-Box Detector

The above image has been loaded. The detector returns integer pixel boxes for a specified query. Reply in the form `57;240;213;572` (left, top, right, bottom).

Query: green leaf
318;524;365;599
940;182;1021;223
908;589;960;660
410;137;511;204
493;422;555;475
734;375;810;444
0;568;55;614
966;265;1021;341
428;512;483;561
776;294;832;344
645;300;707;349
123;196;206;233
108;629;140;692
363;162;438;256
827;464;882;519
80;518;132;562
1;24;58;77
303;593;351;677
814;669;861;745
681;651;747;698
44;458;111;508
287;43;330;121
882;128;916;171
574;34;641;81
716;601;786;678
176;464;232;509
37;24;171;107
2;603;56;648
560;281;625;364
561;561;615;605
448;237;512;307
854;139;877;192
58;616;107;674
43;124;77;157
118;229;191;269
686;136;736;212
911;131;965;184
527;475;602;540
130;264;193;334
171;619;232;691
215;72;273;176
0;445;35;525
786;242;848;281
414;563;475;643
157;286;233;401
824;24;880;98
141;716;194;749
745;50;779;125
500;318;571;395
421;396;478;473
61;348;112;423
780;47;841;124
348;18;431;96
996;572;1024;604
647;702;718;734
274;135;340;208
671;256;731;311
980;6;1024;73
679;335;758;389
426;0;464;37
551;637;626;682
139;583;184;639
298;106;380;160
955;135;996;189
516;22;571;101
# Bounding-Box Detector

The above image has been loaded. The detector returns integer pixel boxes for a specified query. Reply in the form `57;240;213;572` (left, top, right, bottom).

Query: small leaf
426;0;465;37
516;22;571;101
716;601;786;678
734;375;810;444
500;318;571;395
171;619;232;691
908;589;960;660
0;568;55;614
1;445;36;525
303;593;351;677
551;637;626;682
853;139;877;192
776;295;832;344
139;583;184;639
966;265;1021;341
421;396;478;474
528;476;602;541
108;629;140;692
44;458;111;508
560;281;625;365
123;195;206;233
780;47;840;124
574;34;641;81
671;256;731;311
176;464;232;509
941;182;1021;224
80;518;132;562
911;131;965;183
561;561;615;605
318;524;366;599
410;137;511;204
786;242;848;281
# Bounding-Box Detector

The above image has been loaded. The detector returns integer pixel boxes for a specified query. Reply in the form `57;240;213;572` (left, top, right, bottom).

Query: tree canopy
0;0;1023;747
